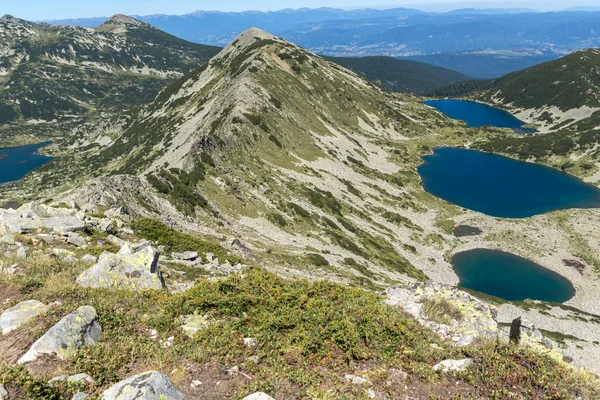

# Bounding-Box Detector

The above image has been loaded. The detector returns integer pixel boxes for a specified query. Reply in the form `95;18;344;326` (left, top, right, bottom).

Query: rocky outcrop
508;317;566;363
18;306;101;364
77;246;165;291
0;204;86;234
101;371;184;400
0;300;49;335
384;281;498;346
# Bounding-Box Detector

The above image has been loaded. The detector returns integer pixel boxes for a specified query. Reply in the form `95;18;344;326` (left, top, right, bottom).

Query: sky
2;0;598;20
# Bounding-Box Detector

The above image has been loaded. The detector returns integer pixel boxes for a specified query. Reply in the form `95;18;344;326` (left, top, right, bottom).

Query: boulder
243;393;275;400
77;246;164;291
18;306;101;364
172;251;198;261
509;317;553;350
101;371;183;400
41;217;86;232
0;384;7;400
67;233;87;248
0;300;49;335
433;358;473;372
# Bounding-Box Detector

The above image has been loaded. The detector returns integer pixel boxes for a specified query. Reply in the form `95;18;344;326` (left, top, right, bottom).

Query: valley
1;10;600;400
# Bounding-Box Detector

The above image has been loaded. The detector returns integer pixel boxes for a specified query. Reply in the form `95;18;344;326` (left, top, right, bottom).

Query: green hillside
326;56;472;94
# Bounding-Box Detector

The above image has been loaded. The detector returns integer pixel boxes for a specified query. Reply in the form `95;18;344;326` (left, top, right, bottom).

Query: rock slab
18;306;101;364
77;246;164;291
0;300;49;335
101;371;184;400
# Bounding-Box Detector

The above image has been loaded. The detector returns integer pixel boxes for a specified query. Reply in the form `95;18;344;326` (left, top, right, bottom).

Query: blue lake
425;99;533;131
0;142;53;185
418;147;600;218
452;249;575;302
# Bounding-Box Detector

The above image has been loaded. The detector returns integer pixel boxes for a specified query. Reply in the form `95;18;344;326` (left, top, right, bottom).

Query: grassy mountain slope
324;56;471;94
0;14;220;144
35;27;471;288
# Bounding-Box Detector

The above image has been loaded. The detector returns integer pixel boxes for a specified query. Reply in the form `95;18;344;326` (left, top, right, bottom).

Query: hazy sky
2;0;598;20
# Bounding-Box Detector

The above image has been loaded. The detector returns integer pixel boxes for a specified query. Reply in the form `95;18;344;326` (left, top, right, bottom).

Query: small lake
452;249;575;302
418;147;600;218
425;99;534;131
0;142;53;185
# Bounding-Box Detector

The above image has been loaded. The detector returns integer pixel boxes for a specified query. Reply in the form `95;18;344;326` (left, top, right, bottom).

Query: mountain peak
96;14;145;33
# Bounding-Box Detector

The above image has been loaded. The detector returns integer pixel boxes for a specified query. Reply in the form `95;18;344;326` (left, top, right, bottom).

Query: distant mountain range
41;7;600;78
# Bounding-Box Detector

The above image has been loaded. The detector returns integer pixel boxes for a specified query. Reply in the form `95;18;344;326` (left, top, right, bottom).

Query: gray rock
77;246;164;291
49;373;94;385
172;251;198;261
18;306;101;364
67;233;87;248
81;254;98;263
0;234;15;245
243;393;275;400
98;220;114;233
16;246;28;260
244;337;257;347
181;314;210;338
0;264;17;275
72;392;89;400
509;317;553;350
101;371;183;400
0;384;7;400
345;374;371;386
41;217;86;232
0;300;49;335
433;358;474;372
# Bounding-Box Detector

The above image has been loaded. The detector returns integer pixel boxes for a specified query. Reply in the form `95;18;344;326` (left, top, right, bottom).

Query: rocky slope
0;14;220;145
3;26;600;383
0;202;597;399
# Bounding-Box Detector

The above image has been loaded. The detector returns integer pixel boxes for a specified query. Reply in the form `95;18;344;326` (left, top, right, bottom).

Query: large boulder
18;306;101;364
0;300;49;335
384;281;498;346
101;371;184;400
76;246;164;291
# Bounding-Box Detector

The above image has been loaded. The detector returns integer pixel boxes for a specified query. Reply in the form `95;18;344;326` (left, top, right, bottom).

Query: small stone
16;246;28;259
190;380;202;388
430;343;443;350
243;392;275;400
228;365;240;375
0;384;8;400
433;358;474;372
172;251;199;261
244;337;257;347
249;355;262;365
49;373;94;386
205;252;214;262
72;392;89;400
366;389;376;398
386;368;408;384
345;374;371;386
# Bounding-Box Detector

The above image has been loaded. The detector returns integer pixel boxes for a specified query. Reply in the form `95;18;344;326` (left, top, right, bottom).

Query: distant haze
2;0;599;20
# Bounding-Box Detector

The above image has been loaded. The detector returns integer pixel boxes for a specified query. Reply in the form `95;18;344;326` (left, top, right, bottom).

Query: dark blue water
418;147;600;218
425;99;532;130
452;249;575;302
0;142;53;184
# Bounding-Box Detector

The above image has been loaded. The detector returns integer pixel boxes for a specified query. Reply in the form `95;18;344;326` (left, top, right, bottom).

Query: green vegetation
1;264;598;399
131;218;241;264
326;56;472;94
422;296;464;325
